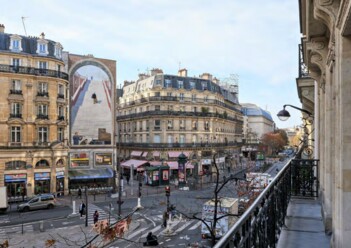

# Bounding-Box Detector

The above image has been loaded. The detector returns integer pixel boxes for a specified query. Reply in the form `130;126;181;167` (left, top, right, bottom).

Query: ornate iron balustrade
298;43;310;78
117;110;241;122
214;158;319;248
118;96;242;114
0;64;69;80
119;141;242;148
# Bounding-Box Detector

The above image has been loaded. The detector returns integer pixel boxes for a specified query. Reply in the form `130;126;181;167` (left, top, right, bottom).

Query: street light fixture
277;104;313;121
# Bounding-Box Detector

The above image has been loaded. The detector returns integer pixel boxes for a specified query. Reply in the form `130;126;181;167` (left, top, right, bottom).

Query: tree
261;132;285;155
275;129;289;146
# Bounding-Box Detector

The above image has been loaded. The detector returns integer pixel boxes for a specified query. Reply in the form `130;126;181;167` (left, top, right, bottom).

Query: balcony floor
277;197;331;248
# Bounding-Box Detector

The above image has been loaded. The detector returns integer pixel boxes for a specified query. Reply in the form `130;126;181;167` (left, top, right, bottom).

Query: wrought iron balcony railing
9;113;22;118
37;92;49;97
214;158;319;248
36;114;49;120
118;96;242;114
119;141;242;148
9;89;22;95
0;64;69;80
117;110;241;123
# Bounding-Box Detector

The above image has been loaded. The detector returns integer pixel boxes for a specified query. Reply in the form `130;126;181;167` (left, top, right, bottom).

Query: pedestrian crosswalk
0;223;33;241
0;216;10;224
81;203;116;226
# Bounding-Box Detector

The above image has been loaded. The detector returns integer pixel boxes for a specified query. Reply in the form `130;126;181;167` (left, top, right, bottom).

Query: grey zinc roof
0;32;59;59
242;105;273;121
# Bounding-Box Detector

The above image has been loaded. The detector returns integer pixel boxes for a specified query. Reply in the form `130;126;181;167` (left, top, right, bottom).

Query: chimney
40;32;45;39
212;77;220;84
200;73;213;81
150;68;163;76
178;68;187;77
138;73;148;81
0;24;5;33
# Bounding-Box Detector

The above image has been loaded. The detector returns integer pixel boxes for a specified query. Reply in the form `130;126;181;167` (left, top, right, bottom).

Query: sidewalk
277;197;331;248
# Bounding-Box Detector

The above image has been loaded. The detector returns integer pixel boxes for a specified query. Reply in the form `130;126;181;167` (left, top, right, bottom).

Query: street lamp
178;152;187;188
277;104;313;121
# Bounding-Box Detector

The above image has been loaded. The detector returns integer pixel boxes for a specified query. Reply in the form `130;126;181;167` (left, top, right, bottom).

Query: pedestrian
79;201;86;218
93;210;99;224
77;187;82;199
91;93;97;104
126;174;130;185
144;232;158;246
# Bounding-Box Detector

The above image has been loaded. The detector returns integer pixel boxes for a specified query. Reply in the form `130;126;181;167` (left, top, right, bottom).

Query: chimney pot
0;24;5;33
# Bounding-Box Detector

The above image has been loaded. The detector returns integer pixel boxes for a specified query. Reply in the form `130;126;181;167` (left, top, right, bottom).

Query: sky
1;0;303;128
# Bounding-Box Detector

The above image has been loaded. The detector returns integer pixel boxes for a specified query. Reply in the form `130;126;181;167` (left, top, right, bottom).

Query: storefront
56;171;65;196
4;174;27;197
34;172;51;194
68;167;114;189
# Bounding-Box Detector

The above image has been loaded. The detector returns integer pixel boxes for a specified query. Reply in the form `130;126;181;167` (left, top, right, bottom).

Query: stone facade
0;25;69;197
298;1;351;247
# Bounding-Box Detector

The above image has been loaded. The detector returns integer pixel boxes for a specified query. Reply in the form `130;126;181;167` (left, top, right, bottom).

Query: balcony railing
214;158;319;248
37;92;49;97
9;89;22;95
57;116;65;121
0;64;69;80
36;114;49;120
119;141;242;148
117;110;241;122
9;113;22;118
118;96;242;114
57;93;65;99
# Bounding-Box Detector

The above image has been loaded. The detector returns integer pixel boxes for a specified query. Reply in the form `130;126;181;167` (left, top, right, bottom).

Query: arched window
5;161;26;170
56;159;64;167
35;159;50;168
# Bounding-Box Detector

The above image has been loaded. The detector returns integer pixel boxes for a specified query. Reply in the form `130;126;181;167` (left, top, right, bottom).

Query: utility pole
85;186;88;227
136;173;143;209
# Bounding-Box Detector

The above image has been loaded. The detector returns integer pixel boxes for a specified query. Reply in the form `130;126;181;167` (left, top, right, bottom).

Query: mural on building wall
71;65;112;145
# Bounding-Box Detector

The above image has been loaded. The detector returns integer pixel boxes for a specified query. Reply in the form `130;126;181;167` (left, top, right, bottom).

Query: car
17;194;56;212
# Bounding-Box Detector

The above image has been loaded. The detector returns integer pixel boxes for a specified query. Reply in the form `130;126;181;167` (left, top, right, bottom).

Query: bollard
72;200;76;214
39;220;44;232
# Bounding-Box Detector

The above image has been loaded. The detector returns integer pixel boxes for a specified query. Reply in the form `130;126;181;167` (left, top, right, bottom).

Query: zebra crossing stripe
126;227;148;239
189;221;202;230
141;225;162;238
173;221;193;233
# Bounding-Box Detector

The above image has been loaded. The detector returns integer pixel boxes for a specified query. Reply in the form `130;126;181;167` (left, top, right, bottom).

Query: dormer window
9;35;22;52
54;43;63;59
37;38;49;56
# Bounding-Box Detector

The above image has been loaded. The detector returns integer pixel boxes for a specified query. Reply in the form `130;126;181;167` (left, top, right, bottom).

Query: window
193;107;197;113
167;120;173;130
168;135;173;144
12;58;20;68
38;82;48;96
155;105;161;111
179;93;184;101
192;94;197;102
180;120;185;130
146;134;150;143
165;79;172;88
192;135;197;144
37;40;48;55
39;44;46;53
178;80;184;89
58;106;64;120
39;61;47;69
179;106;185;112
190;81;196;89
192;121;198;130
11;126;21;142
202;82;207;90
139;134;143;142
153;134;161;143
204;96;208;103
54;43;62;59
58;85;64;98
156;79;162;85
5;161;26;170
9;35;22;52
11;80;22;94
10;102;22;118
180;134;185;144
38;127;48;143
155;92;160;97
168;105;173;111
37;104;48;119
204;121;210;130
58;127;64;142
154;120;161;130
167;92;172;97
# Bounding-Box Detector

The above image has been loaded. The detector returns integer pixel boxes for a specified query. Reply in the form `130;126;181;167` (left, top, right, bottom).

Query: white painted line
174;221;193;233
143;214;156;227
189;221;202;230
141;225;162;238
126;227;148;239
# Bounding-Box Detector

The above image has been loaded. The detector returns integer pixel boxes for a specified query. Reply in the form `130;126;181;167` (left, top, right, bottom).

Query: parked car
17;194;56;212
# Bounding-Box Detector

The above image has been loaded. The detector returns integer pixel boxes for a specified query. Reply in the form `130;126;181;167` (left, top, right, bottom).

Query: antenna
178;61;181;70
21;16;28;36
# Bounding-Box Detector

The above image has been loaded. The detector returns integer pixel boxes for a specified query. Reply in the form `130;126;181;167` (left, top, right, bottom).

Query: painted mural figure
92;93;97;104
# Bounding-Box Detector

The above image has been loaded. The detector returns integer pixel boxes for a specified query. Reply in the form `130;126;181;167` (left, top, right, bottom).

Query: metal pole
117;162;122;218
85;186;88;227
130;164;134;195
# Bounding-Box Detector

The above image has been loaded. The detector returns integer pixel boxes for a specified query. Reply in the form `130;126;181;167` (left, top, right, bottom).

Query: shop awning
131;151;143;156
68;167;113;180
168;151;190;158
121;159;148;168
141;152;148;157
153;151;160;157
166;161;194;170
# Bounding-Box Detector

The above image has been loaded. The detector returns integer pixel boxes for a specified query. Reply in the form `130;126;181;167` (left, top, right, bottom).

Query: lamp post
277;104;313;121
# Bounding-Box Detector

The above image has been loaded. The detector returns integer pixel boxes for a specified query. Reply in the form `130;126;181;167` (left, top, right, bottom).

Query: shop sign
95;153;112;166
35;172;51;180
5;174;27;182
70;152;89;167
201;159;211;165
56;171;64;178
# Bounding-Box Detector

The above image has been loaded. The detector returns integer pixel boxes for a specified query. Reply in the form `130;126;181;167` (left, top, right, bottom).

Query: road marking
143;214;156;227
125;227;148;239
174;221;193;233
141;225;162;238
189;221;202;230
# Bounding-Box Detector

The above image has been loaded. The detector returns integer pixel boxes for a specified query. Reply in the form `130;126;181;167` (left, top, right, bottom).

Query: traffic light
165;186;170;196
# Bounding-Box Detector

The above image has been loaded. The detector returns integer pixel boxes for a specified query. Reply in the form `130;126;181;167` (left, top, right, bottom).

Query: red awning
168;151;190;158
153;151;160;157
121;159;148;168
131;151;143;156
141;152;148;157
